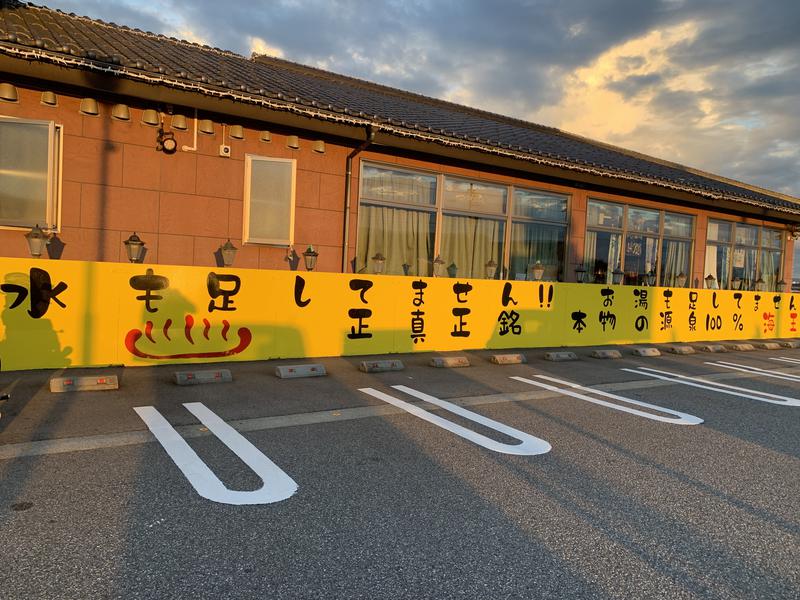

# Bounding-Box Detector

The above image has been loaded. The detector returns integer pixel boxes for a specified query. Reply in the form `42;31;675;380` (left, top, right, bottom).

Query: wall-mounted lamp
111;104;131;121
312;140;325;153
259;131;272;142
79;97;99;116
156;127;177;154
704;274;717;289
124;232;146;263
25;224;50;258
530;260;545;281
303;245;319;271
41;91;57;106
776;278;787;293
0;82;18;102
198;119;215;135
229;125;244;140
371;252;386;274
574;263;587;283
754;277;766;292
485;259;497;280
611;265;624;285
170;114;188;131
219;239;238;267
286;135;300;149
731;276;743;291
788;227;800;241
141;109;160;127
676;272;687;288
433;254;446;277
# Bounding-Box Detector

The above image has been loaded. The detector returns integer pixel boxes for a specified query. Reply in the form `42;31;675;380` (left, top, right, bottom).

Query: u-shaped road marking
134;402;298;505
511;375;703;425
359;385;551;455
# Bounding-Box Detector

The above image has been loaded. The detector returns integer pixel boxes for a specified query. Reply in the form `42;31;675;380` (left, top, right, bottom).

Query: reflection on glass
513;188;567;221
735;223;759;246
628;207;660;233
509;222;565;281
361;165;437;206
444;178;507;214
587;200;623;229
707;219;732;243
661;239;691;286
624;234;658;285
664;212;693;237
585;230;622;284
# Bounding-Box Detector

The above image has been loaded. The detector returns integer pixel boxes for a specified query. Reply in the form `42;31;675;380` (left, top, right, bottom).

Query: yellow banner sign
0;257;796;371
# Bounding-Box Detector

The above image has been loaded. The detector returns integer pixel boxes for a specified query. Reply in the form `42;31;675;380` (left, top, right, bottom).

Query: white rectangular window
0;116;61;229
243;155;296;245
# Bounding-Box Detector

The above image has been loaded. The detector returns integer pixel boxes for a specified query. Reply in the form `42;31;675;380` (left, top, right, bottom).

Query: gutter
342;125;375;272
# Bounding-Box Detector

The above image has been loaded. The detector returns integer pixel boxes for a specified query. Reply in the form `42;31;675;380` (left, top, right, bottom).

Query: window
705;219;783;290
0;116;61;229
585;199;694;286
356;162;571;279
509;188;567;281
243;155;295;245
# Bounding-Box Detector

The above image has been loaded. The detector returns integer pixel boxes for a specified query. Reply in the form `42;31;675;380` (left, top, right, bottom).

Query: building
1;2;799;371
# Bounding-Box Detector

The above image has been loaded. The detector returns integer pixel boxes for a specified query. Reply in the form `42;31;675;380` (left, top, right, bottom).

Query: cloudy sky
44;0;800;198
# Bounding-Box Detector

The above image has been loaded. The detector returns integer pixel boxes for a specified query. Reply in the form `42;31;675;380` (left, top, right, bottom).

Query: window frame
0;116;62;231
705;219;784;290
242;154;296;246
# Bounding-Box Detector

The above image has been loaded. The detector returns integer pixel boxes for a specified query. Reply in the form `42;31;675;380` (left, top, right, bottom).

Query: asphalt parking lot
1;343;799;599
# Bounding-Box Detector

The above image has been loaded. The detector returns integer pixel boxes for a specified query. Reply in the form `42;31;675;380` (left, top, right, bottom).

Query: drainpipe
342;125;375;272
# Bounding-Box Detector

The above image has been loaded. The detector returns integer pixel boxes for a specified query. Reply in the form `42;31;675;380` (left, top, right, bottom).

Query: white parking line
622;367;800;406
134;402;298;505
358;385;551;455
707;361;800;383
511;375;703;425
769;356;800;365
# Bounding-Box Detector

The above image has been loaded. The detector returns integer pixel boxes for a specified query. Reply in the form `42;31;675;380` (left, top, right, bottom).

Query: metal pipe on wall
342;125;375;272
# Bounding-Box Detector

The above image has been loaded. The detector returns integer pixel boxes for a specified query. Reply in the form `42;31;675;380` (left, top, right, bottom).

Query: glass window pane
762;228;782;249
707;219;732;243
704;243;731;289
664;212;694;238
732;246;758;289
512;188;567;222
660;239;692;287
361;165;437;206
509;222;566;281
0;119;50;227
356;204;435;276
440;214;505;278
584;230;622;284
735;223;759;246
443;178;507;214
587;200;623;229
623;234;659;285
246;158;294;244
760;249;782;291
627;207;660;233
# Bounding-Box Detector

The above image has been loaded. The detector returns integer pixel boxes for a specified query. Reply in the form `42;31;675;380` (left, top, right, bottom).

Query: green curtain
356;204;434;275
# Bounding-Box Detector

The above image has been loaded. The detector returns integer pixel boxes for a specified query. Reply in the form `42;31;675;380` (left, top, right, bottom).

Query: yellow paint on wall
0;257;796;371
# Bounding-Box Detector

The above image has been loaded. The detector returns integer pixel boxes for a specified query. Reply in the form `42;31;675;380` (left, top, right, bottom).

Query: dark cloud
38;0;800;196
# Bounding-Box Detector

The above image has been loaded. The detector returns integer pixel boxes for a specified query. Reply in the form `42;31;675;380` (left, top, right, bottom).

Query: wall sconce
0;82;18;102
229;125;244;140
312;140;325;153
156;127;177;154
371;252;386;274
124;232;146;263
485;259;497;279
776;278;787;292
433;254;446;277
141;109;160;126
79;97;99;116
25;224;50;258
303;245;319;271
259;131;272;142
574;263;587;283
171;114;188;131
704;274;717;289
731;276;743;291
111;104;131;121
199;119;215;135
530;261;545;281
402;263;411;276
219;239;238;267
788;227;800;241
754;277;766;292
611;265;624;285
676;272;687;288
286;135;300;149
41;91;57;106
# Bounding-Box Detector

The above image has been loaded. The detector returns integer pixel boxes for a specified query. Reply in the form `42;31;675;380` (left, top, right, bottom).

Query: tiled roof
1;0;798;215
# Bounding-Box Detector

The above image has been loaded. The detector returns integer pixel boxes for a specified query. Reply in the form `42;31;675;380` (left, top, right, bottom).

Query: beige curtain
440;214;504;279
356;204;434;275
